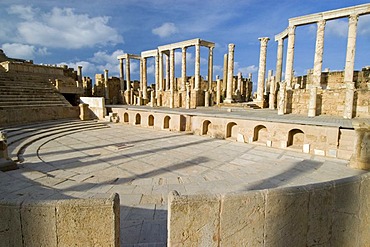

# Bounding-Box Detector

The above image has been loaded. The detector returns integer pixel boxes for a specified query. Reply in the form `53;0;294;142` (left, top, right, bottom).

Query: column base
223;98;234;104
253;99;266;108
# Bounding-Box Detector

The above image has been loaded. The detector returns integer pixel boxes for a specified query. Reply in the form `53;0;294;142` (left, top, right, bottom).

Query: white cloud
359;15;370;35
152;22;178;38
1;43;49;59
7;5;123;49
326;19;348;37
235;63;258;75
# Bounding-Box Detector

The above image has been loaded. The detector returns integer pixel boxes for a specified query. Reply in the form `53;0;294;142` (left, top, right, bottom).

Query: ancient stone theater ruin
0;3;369;247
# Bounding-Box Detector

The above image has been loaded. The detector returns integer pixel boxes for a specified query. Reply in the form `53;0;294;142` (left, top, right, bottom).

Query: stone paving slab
2;122;368;246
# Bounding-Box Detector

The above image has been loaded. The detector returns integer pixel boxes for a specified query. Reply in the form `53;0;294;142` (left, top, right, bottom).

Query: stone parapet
0;193;120;247
168;172;370;246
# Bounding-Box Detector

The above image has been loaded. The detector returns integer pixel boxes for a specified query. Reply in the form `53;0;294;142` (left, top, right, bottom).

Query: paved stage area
1;122;366;246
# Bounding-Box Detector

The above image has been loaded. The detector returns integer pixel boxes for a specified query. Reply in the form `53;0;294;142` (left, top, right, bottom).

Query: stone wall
80;97;106;119
0;61;64;76
0;193;120;247
286;88;369;117
168;172;370;246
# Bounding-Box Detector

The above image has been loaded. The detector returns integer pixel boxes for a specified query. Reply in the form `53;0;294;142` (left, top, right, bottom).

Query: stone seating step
0;101;69;106
5;120;108;162
0;96;64;102
0;104;70;110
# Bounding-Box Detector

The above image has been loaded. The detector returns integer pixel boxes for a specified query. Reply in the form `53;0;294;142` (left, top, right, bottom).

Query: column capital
288;25;296;34
317;19;326;28
349;14;359;22
258;37;270;46
228;43;235;52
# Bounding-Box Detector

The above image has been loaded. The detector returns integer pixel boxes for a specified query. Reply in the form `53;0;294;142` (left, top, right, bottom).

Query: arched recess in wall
123;113;129;123
163;116;171;129
226;122;238;139
148;115;154;127
202;120;211;135
253;125;268;143
135;113;141;125
287;129;305;147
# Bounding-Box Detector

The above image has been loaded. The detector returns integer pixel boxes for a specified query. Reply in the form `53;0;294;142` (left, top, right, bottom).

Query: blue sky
1;0;369;87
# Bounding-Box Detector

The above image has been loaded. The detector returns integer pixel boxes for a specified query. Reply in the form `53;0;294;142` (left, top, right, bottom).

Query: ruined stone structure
0;3;369;247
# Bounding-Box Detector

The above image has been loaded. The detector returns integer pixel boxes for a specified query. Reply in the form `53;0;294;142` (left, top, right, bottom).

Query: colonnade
117;54;141;105
271;3;370;119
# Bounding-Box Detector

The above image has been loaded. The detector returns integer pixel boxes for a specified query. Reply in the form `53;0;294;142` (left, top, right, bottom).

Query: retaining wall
0;193;120;247
168;173;370;246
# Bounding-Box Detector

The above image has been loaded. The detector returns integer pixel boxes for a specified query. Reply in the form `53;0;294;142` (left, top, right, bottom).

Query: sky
0;0;369;88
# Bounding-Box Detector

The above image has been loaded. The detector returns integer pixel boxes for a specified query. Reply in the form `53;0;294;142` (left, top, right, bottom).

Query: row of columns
272;14;361;119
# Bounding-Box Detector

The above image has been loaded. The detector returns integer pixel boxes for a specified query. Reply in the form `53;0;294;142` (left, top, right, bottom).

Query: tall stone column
285;26;296;88
158;52;163;91
104;69;109;100
277;82;286;115
208;47;214;91
237;72;242;92
224;44;235;103
126;58;131;92
165;53;170;91
216;75;221;105
194;44;201;90
275;38;284;85
343;14;359;119
119;58;125;91
181;47;187;91
142;58;148;100
170;49;175;108
256;37;270;104
308;86;317;117
139;58;143;93
155;53;159;93
313;20;326;87
222;54;228;96
77;66;82;86
269;76;276;109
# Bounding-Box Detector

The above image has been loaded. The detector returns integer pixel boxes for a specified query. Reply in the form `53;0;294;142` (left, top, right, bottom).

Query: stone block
359;174;370;246
0;201;22;247
266;140;272;147
306;182;334;246
56;194;120;247
168;191;221;247
327;149;337;157
264;187;309;246
303;143;310;153
237;133;245;143
220;191;265;246
21;200;58;247
313;149;325;156
331;177;361;246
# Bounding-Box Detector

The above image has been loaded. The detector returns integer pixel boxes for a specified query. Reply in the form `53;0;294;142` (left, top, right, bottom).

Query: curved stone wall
0;193;120;247
168;172;370;246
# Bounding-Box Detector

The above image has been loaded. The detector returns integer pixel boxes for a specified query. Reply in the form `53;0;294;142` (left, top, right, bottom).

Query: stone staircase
0;71;78;126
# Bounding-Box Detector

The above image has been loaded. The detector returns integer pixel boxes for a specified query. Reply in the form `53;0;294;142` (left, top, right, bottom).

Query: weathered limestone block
0;201;22;247
220;192;265;246
349;123;370;170
306;182;335;246
168;191;220;247
264;187;309;246
331;177;361;246
79;103;91;121
56;194;120;247
21;201;58;247
359;173;370;246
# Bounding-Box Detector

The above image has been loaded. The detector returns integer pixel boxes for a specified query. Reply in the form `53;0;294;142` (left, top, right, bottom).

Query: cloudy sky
0;0;369;87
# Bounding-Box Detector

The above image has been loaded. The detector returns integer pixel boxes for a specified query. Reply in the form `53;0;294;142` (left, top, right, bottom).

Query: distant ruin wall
168;172;370;246
0;61;64;76
0;194;120;247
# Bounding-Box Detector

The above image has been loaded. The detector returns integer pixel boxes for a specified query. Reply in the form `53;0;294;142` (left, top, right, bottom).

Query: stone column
216;75;221;105
313;20;326;87
266;70;273;94
126;58;131;92
343;14;359;119
77;66;82;86
222;54;228;96
285;26;296;88
224;44;235;103
194;44;201;90
104;69;109;100
208;47;214;91
308;86;317;117
277;82;286;115
139;58;143;93
142;58;148;100
237;72;242;92
275;38;284;85
165;53;170;91
170;49;175;108
181;47;187;91
269;76;276;109
158;52;163;91
185;83;190;109
119;58;125;91
256;37;270;103
205;91;210;107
